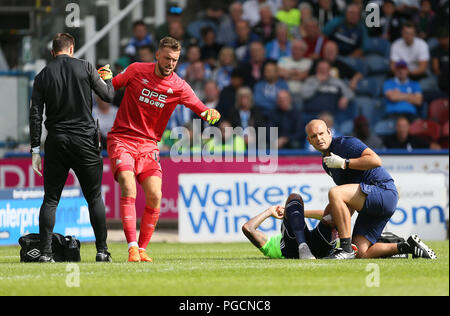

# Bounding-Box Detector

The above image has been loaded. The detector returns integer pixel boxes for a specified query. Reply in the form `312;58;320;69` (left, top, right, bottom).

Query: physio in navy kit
305;119;399;259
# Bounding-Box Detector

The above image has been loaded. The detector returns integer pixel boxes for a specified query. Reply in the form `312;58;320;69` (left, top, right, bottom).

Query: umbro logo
27;248;41;259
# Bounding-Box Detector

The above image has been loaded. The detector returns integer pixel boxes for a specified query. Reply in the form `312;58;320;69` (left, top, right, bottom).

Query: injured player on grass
242;193;437;260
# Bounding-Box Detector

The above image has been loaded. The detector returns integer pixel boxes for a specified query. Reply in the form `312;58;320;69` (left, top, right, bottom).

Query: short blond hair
159;36;181;51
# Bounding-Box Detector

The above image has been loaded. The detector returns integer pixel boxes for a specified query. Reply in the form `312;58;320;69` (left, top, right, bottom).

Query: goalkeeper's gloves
201;109;221;125
323;152;346;169
31;152;42;177
98;64;113;80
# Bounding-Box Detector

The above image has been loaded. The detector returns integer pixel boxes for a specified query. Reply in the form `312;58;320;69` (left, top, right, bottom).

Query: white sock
127;241;138;249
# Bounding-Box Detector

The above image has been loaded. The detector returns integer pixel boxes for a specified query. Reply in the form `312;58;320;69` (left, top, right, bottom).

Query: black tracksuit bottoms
39;132;108;255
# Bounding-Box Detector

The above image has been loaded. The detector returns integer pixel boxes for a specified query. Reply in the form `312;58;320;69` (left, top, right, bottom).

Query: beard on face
157;62;173;77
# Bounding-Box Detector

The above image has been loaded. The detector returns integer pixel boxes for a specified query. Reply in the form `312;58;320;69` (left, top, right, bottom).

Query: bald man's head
305;119;332;153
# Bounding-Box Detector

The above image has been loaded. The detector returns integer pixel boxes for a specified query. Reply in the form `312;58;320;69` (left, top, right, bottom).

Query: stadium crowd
92;0;449;152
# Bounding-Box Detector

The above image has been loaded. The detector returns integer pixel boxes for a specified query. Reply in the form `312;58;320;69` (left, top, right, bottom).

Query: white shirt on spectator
277;56;312;95
390;37;430;72
242;0;281;26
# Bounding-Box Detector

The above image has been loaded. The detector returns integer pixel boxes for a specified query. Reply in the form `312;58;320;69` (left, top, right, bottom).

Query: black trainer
323;248;356;260
407;235;437;259
96;250;112;262
38;255;55;263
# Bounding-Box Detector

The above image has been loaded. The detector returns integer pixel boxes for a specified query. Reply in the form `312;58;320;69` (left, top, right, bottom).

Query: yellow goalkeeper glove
201;109;221;125
98;64;113;80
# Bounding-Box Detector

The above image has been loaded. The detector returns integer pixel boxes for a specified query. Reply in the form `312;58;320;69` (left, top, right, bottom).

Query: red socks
120;196;160;250
138;206;160;250
120;196;137;245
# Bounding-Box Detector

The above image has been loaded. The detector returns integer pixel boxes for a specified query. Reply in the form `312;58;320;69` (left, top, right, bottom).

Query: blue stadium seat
365;54;391;76
338;57;368;76
374;118;396;136
419;75;440;93
427;37;439;51
364;37;391;58
355;77;382;98
337;119;354;136
354;96;385;127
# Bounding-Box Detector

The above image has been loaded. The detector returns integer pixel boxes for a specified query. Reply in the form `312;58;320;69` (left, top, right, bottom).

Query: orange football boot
128;246;141;262
139;249;153;262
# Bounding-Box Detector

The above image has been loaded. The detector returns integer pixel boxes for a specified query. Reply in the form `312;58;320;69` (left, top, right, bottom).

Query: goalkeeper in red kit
98;37;220;262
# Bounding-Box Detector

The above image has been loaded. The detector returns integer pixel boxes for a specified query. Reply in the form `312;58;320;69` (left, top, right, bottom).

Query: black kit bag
18;233;81;262
377;231;408;259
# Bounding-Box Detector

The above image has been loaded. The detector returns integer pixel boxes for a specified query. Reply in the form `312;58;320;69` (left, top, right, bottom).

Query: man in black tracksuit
29;33;115;262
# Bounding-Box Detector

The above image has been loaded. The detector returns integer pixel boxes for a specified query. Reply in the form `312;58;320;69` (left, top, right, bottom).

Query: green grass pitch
0;241;448;296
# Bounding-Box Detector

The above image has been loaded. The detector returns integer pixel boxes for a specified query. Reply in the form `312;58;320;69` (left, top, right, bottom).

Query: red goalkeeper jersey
110;62;208;142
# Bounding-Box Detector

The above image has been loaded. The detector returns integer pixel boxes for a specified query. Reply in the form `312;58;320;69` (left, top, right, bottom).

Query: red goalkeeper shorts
107;133;162;183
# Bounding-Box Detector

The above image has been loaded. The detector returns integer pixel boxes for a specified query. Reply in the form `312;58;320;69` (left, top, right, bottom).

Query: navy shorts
353;181;399;244
281;218;336;259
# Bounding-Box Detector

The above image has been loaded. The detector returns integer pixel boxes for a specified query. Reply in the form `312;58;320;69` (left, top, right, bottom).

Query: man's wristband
345;159;350;169
31;146;40;154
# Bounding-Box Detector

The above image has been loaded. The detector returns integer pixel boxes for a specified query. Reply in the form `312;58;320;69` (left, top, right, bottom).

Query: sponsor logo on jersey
139;88;167;108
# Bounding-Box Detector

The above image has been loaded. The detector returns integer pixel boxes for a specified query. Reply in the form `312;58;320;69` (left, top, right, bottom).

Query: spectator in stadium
413;0;436;40
352;115;384;149
187;3;224;42
168;20;193;61
302;18;329;60
225;87;266;147
434;0;449;31
231;20;261;62
154;3;184;43
277;39;312;100
216;68;246;117
265;23;292;61
176;45;211;80
217;2;243;46
125;20;154;61
431;27;449;96
383;60;423;120
252;4;277;44
383;115;433;149
203;81;220;111
200;26;223;70
137;45;154;63
292;2;314;39
238;41;267;87
201;81;221;130
373;0;402;42
301;59;355;122
92;95;118;149
253;60;290;115
311;0;341;31
323;4;369;58
275;0;301;30
268;90;304;149
309;41;363;91
390;22;430;80
212;46;237;91
185;61;209;101
393;0;420;17
242;0;282;27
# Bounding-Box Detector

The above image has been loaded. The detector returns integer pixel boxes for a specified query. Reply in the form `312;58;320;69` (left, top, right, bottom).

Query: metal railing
73;0;167;66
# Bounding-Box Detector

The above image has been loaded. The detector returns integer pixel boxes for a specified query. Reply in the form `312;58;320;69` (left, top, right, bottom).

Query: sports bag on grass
377;231;408;259
18;233;81;262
